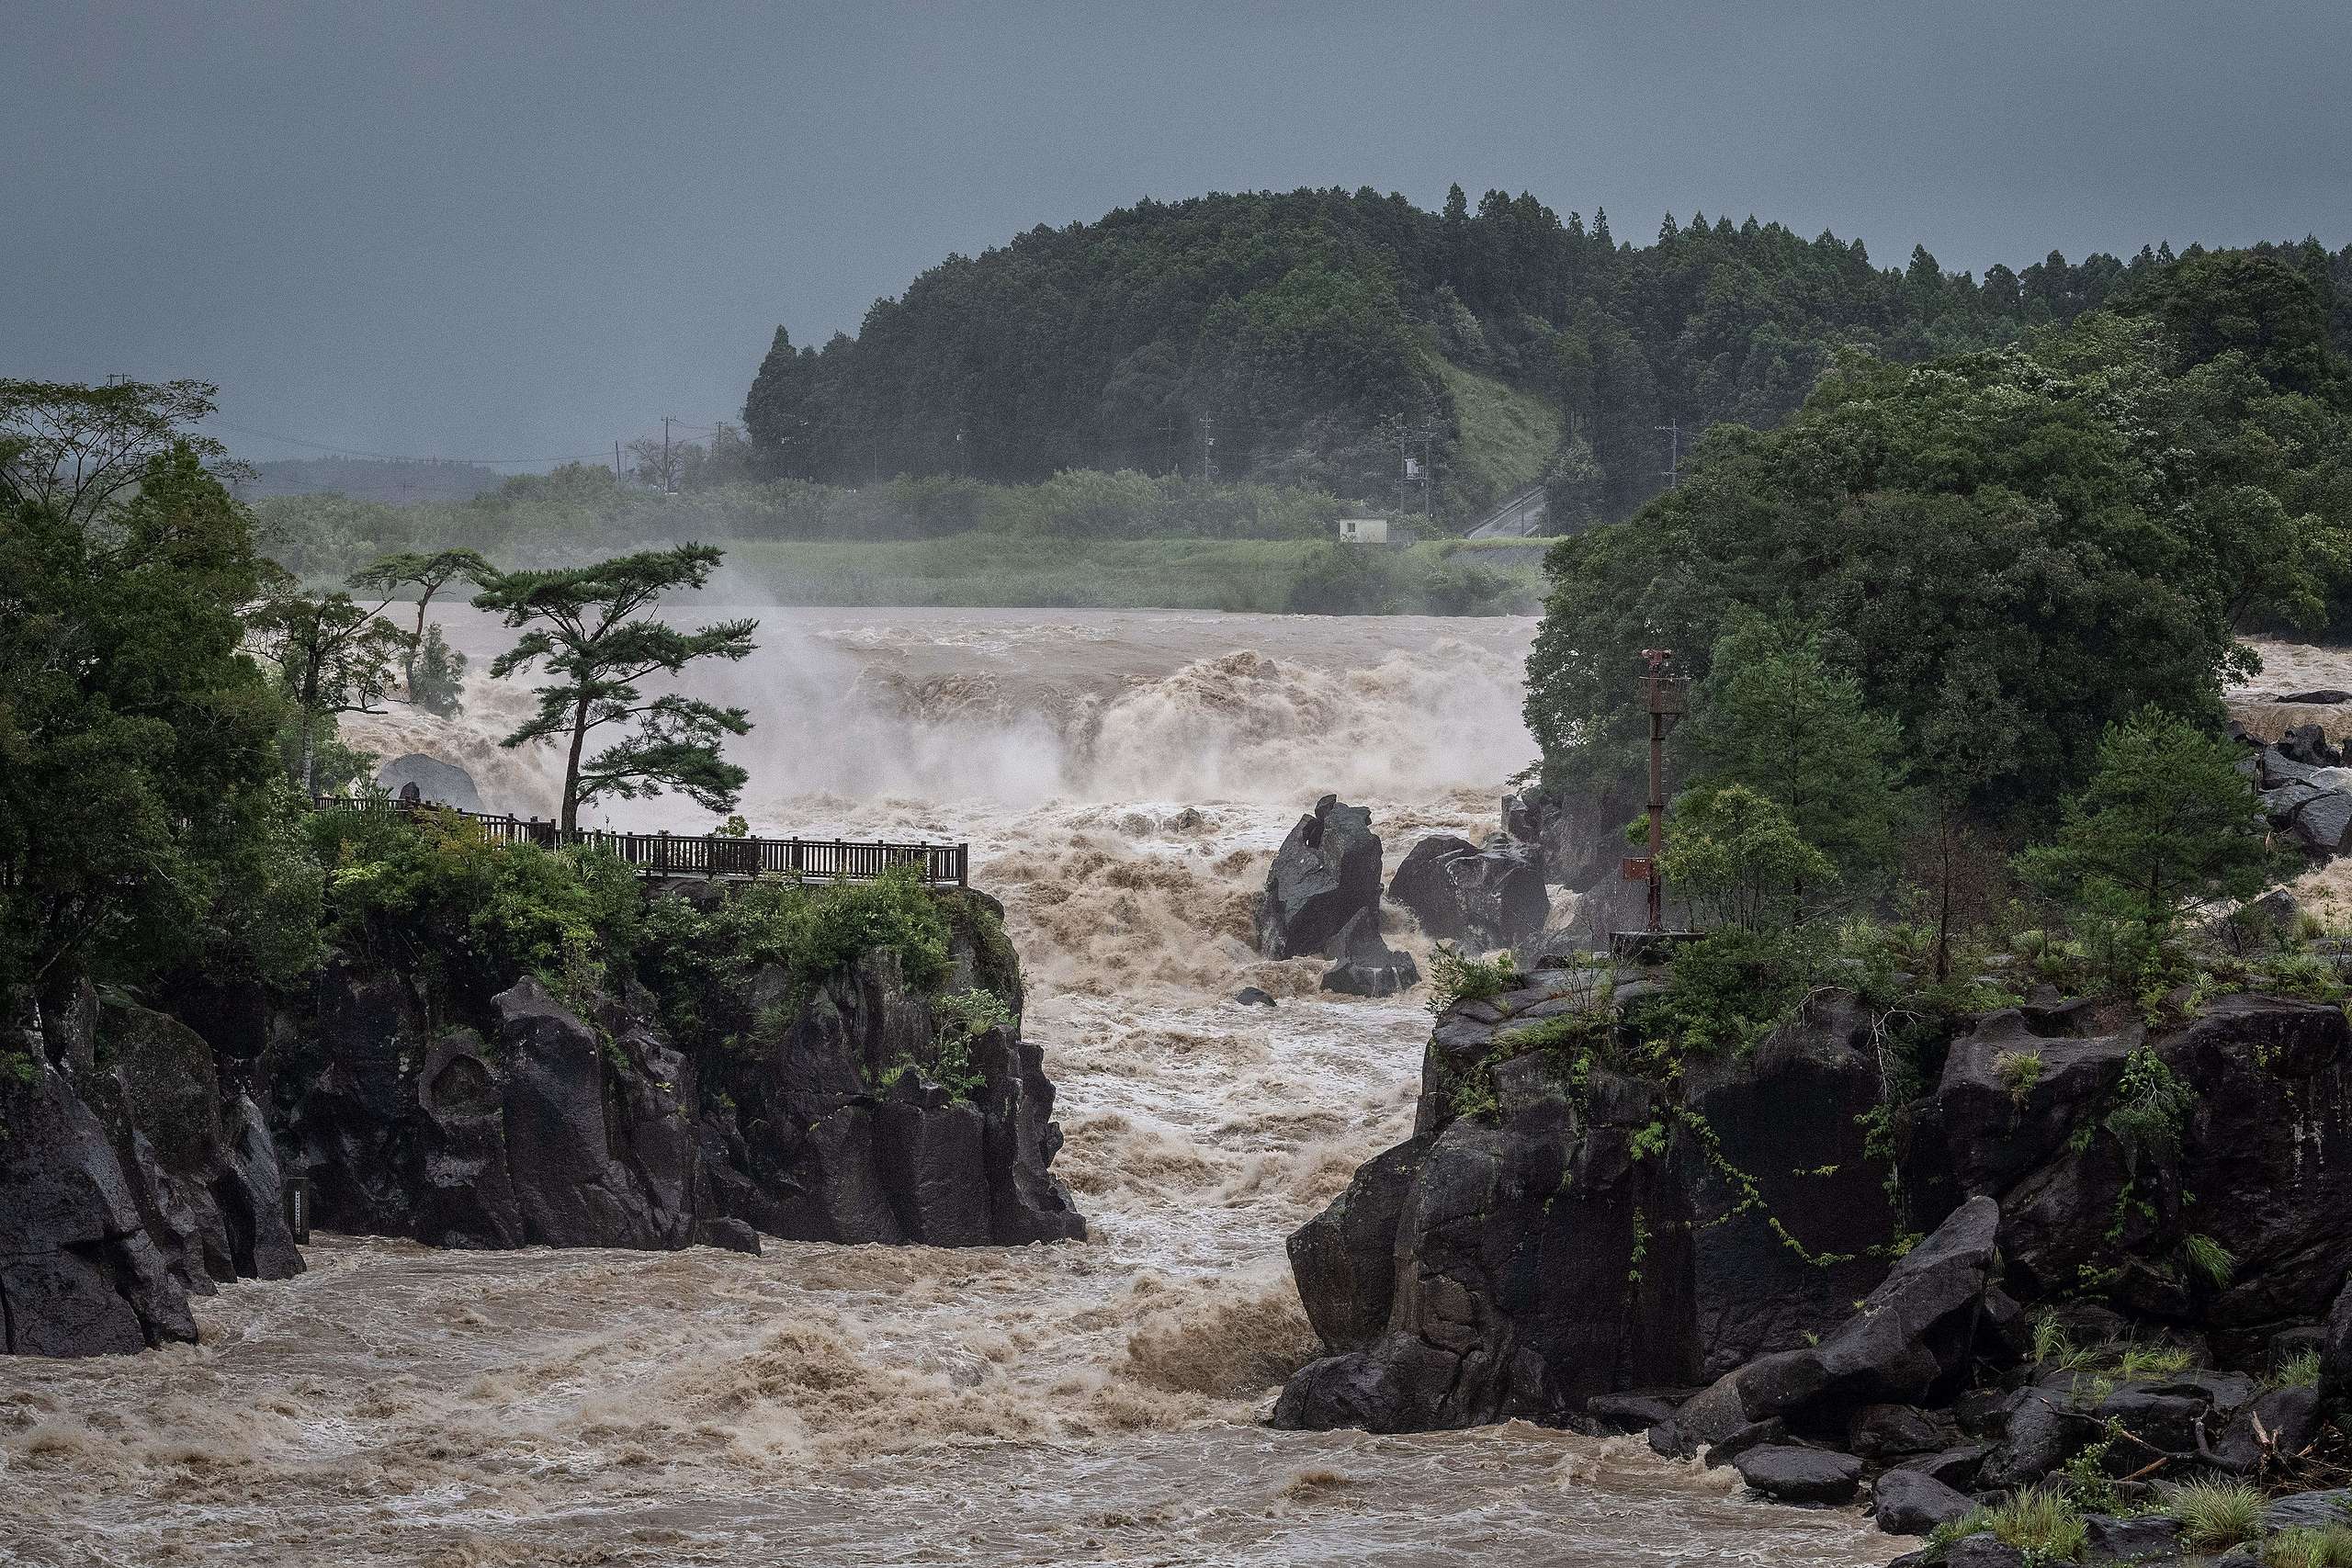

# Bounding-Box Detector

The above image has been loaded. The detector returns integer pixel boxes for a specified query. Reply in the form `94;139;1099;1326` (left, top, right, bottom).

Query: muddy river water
0;608;1901;1566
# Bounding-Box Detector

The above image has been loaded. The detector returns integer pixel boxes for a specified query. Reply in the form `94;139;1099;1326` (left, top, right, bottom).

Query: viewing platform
311;794;969;887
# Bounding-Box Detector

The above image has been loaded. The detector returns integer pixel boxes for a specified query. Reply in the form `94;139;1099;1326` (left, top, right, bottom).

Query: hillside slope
743;186;2352;526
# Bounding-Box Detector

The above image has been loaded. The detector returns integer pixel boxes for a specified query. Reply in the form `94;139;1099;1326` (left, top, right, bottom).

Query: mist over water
1;608;1899;1566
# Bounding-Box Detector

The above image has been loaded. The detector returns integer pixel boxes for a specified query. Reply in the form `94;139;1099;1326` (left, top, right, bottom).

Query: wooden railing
311;795;968;887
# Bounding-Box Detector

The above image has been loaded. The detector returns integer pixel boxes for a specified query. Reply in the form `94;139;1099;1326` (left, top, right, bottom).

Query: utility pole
1199;414;1216;482
1656;417;1682;489
1620;649;1685;935
1419;424;1433;525
661;415;678;494
615;440;623;482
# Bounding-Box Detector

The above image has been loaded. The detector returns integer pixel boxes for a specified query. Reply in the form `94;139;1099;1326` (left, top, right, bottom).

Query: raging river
0;608;1899;1567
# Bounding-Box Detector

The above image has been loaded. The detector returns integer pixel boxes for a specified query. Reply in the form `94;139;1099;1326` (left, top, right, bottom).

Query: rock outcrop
1319;909;1420;998
1256;795;1382;959
375;752;484;811
2254;741;2352;856
1;1000;302;1357
1276;970;2352;1519
292;905;1082;1256
1386;834;1549;950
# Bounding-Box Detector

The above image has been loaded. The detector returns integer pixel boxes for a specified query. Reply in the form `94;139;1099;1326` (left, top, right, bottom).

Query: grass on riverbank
722;536;1545;613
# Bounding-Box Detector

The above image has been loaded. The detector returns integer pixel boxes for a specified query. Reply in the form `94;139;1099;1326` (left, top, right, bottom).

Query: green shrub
1657;923;1820;1055
2106;1047;2193;1169
1996;1048;2045;1104
2271;1348;2324;1389
2265;1525;2352;1568
2182;1233;2237;1289
1426;944;1518;1016
312;807;640;1006
2165;1476;2268;1553
632;866;956;1046
880;986;1011;1101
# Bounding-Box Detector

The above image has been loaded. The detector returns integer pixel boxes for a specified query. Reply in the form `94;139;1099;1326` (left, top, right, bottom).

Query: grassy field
1436;359;1560;502
723;535;1545;612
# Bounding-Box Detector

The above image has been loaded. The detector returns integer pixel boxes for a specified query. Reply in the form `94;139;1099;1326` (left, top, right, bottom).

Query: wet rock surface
1276;971;2352;1539
1386;833;1548;950
1;1000;301;1357
1255;794;1383;960
6;886;1083;1359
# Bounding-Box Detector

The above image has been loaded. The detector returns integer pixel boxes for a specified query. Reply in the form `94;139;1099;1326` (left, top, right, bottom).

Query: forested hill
743;186;2352;526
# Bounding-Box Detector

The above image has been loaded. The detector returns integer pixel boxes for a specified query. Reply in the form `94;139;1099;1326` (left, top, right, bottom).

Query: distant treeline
252;464;1378;580
739;186;2352;526
233;455;506;505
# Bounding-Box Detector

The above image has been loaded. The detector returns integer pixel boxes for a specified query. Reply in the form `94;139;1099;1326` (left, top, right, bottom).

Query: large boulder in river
375;752;483;812
1255;795;1382;959
1320;908;1420;998
1387;834;1549;950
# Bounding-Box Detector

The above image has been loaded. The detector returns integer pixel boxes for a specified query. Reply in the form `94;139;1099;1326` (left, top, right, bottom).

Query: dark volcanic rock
1320;908;1420;998
1386;834;1549;950
1731;1444;1862;1504
495;977;698;1249
2085;1516;2183;1561
2;994;310;1358
1256;795;1382;959
1872;1467;1974;1535
1535;784;1640;892
2279;689;2352;705
1851;1403;1946;1460
2211;1383;2323;1474
0;1060;197;1356
1287;1135;1429;1354
2324;1278;2352;1402
375;751;484;811
1233;987;1276;1008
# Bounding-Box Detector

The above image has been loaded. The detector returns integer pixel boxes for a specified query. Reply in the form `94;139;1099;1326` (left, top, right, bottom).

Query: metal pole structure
1620;649;1682;933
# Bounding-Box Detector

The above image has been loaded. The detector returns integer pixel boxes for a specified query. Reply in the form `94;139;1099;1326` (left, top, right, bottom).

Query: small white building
1337;518;1389;545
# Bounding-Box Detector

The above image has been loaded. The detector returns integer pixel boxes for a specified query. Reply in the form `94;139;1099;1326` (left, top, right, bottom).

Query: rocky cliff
4;885;1081;1358
1;995;301;1356
1273;964;2352;1526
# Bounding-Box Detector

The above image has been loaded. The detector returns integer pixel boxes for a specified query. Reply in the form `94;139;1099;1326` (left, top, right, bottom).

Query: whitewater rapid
0;608;1899;1566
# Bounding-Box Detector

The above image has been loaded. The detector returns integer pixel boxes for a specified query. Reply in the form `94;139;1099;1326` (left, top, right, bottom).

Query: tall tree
2018;708;2274;941
0;441;292;1032
0;378;242;524
346;547;490;697
248;587;407;795
473;545;758;832
1684;610;1904;907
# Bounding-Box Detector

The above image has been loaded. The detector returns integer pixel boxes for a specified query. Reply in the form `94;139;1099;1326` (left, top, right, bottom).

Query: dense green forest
741;186;2352;525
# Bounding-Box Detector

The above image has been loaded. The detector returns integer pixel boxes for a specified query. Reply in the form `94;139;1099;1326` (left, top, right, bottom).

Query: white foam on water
0;608;1901;1566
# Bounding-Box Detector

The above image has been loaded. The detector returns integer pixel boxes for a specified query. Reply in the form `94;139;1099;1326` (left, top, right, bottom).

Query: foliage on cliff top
308;807;641;1012
1526;252;2352;818
631;866;961;1047
0;429;304;1027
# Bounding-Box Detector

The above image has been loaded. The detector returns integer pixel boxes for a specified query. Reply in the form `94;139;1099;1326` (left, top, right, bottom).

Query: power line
204;416;723;468
203;418;616;467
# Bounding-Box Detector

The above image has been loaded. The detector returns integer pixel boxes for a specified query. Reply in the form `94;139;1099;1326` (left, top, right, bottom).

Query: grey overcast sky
6;0;2349;468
